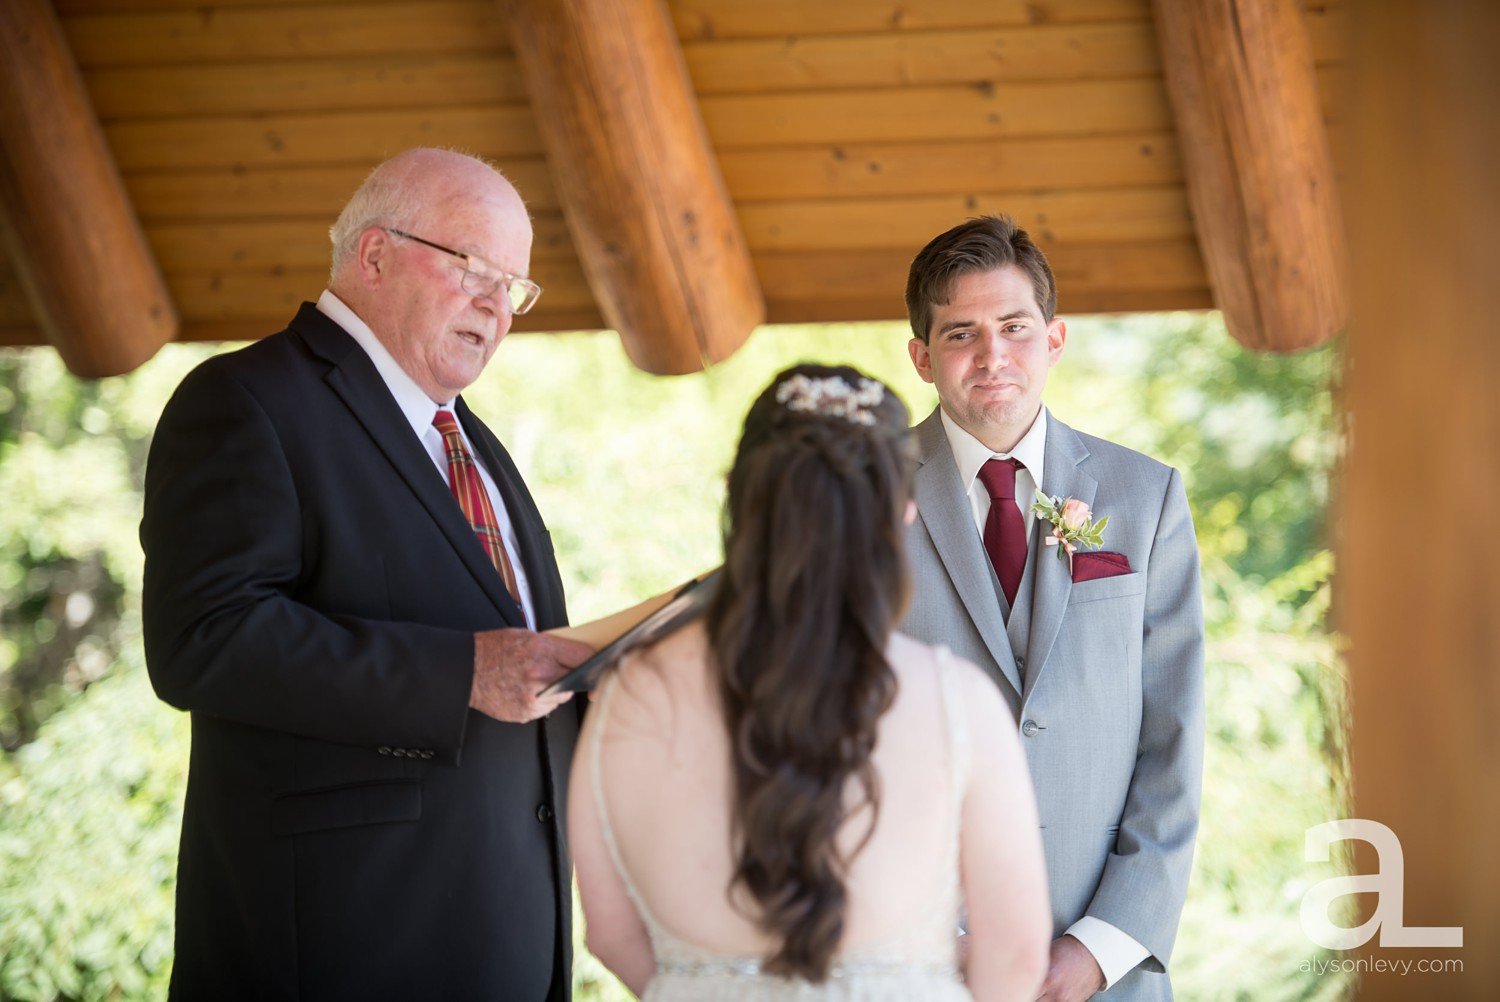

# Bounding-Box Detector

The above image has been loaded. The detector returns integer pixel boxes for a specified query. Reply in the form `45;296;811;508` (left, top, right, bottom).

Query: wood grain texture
1152;0;1347;352
1343;2;1499;996
61;2;512;67
505;0;762;374
0;0;175;376
669;0;1152;41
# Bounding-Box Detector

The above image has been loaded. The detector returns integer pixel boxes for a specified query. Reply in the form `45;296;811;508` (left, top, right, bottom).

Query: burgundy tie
977;457;1027;607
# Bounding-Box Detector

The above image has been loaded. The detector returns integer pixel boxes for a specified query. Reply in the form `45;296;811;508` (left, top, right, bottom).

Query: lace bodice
588;647;974;1001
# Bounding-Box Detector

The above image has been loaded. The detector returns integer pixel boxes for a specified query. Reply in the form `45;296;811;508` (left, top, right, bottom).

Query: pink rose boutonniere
1031;491;1109;570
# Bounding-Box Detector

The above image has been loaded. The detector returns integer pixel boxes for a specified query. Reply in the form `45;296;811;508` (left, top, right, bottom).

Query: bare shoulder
608;620;715;717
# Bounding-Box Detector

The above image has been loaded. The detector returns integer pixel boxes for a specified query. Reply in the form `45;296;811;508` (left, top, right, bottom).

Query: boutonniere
1031;491;1109;570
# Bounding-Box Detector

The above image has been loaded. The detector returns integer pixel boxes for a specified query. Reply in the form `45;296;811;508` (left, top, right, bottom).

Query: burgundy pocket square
1072;551;1133;582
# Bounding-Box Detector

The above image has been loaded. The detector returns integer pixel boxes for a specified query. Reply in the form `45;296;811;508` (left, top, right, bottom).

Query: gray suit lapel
1022;415;1097;705
913;411;1023;698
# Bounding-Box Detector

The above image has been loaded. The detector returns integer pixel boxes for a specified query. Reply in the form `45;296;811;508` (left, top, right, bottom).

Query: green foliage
0;350;207;752
0;310;1349;1001
0;638;185;1001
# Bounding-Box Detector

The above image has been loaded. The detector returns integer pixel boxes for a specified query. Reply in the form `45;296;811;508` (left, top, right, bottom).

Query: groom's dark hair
905;214;1058;341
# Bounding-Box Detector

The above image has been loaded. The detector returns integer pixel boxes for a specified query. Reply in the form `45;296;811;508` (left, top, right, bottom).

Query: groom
900;216;1204;1000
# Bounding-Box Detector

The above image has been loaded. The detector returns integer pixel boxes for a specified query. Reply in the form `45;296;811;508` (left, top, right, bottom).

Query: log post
1151;0;1347;352
0;0;177;377
503;0;764;375
1342;2;1499;996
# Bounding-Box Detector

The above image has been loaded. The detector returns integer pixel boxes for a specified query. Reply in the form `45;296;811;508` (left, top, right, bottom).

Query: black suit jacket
140;304;579;1001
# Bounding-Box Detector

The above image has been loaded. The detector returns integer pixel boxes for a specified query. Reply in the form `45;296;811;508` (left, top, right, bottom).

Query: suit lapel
456;397;563;628
292;306;525;625
914;411;1023;698
1021;414;1097;706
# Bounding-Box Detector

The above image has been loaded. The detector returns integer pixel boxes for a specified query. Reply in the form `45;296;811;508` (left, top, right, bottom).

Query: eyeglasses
384;227;542;315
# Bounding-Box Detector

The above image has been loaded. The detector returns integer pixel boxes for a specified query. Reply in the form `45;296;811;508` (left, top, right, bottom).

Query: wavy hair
707;363;914;982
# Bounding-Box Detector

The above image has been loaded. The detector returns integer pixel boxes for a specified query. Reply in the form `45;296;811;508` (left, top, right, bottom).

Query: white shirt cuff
1065;917;1151;991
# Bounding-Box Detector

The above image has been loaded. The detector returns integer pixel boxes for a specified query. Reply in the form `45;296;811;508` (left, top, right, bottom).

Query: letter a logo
1301;819;1463;950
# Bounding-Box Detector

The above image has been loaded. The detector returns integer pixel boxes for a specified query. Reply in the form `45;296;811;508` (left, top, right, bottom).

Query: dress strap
589;670;673;945
934;647;970;842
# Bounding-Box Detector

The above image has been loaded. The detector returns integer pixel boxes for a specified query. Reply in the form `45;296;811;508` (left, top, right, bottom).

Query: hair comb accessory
774;374;885;426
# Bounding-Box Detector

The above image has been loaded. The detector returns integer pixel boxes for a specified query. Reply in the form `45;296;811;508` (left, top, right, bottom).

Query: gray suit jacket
903;407;1204;1002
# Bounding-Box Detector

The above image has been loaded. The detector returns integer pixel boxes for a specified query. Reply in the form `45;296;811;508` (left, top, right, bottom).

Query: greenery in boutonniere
1031;491;1108;561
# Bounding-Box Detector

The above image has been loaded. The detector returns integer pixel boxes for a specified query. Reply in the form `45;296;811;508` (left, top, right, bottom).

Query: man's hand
1035;935;1105;1001
470;629;593;723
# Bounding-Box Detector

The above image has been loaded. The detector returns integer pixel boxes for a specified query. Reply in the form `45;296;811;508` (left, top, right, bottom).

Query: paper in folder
541;569;720;695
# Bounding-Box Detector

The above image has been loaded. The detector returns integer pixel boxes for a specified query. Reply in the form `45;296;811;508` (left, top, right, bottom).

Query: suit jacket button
536;804;554;824
378;746;392;756
1021;720;1041;737
420;750;434;760
393;748;407;757
1016;656;1026;670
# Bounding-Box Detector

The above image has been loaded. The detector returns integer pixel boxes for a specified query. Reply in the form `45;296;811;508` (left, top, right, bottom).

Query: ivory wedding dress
587;638;975;1001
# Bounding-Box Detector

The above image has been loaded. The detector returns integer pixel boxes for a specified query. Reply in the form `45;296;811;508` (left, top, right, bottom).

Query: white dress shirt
938;404;1150;990
317;290;536;628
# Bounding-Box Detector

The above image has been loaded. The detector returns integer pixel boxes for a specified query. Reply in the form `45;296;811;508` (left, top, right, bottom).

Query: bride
568;365;1051;1000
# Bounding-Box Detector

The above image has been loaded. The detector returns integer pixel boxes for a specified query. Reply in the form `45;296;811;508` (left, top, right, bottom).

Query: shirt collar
317;289;445;439
939;404;1048;493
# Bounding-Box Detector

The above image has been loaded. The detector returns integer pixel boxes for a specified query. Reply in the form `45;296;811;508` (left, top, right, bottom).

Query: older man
141;148;592;1000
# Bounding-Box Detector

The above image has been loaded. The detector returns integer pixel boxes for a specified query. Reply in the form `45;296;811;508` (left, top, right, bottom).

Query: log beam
503;0;764;375
0;0;176;377
1151;0;1346;352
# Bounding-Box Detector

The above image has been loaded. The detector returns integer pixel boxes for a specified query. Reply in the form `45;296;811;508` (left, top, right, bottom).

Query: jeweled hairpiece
775;374;885;426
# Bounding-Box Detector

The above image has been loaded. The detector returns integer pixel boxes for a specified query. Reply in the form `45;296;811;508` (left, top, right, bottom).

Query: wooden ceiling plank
738;186;1194;251
669;0;1153;41
681;21;1164;93
61;1;512;68
86;54;528;120
701;77;1175;147
57;0;366;13
105;106;546;171
680;9;1345;95
124;159;562;221
504;0;764;375
753;241;1207;302
1152;0;1348;352
0;0;177;376
718;135;1184;201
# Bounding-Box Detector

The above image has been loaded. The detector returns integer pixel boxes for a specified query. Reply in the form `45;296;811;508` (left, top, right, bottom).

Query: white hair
327;148;510;282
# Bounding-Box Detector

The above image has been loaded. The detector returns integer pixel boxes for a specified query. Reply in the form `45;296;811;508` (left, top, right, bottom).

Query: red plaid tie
433;409;521;603
978;457;1027;607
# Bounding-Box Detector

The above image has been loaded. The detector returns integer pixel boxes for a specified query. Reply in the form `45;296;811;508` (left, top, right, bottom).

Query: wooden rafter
503;0;764;375
0;0;176;378
1152;0;1347;352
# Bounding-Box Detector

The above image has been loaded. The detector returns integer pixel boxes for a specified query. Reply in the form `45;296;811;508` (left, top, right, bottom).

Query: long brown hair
706;363;913;981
